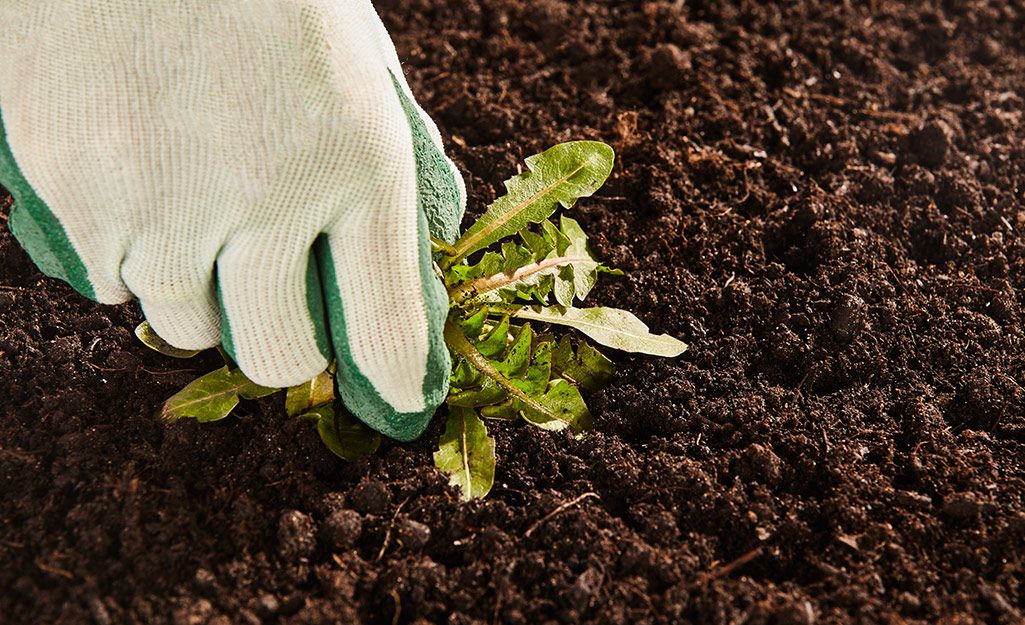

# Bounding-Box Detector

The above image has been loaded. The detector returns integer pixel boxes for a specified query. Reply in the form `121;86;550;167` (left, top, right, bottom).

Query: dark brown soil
3;1;1025;623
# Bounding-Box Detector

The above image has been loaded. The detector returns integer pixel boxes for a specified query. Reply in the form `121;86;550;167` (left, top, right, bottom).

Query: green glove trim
389;71;462;245
304;249;332;361
216;278;238;363
0;108;95;300
315;211;450;441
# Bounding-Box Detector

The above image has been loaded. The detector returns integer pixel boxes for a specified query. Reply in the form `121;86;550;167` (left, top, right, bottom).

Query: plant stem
447;256;592;303
430;235;459;257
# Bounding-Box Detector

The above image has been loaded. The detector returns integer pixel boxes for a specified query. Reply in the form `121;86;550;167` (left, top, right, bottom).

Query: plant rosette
137;141;687;500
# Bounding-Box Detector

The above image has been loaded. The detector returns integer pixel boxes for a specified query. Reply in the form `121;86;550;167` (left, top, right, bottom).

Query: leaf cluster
136;141;688;503
433;141;686;500
448;315;613;434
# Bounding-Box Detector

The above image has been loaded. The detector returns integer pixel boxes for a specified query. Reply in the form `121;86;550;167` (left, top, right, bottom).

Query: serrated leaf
553;264;576;307
135;321;202;359
494;305;688;357
433;406;496;500
449;331;551;410
542;219;572;254
513;338;552;396
519;379;593;436
520;228;554;258
285;367;336;416
239;382;280;400
447;377;509;407
552;336;616;391
451;358;485;390
479;400;520;421
477;316;511;358
559;216;602;301
494;324;532;379
454;307;488;339
302;403;380;461
445;141;615;266
161;366;251;423
444;318;592;436
500;241;533;274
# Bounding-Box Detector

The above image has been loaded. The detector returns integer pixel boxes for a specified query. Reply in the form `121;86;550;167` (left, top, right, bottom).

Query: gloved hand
0;1;465;441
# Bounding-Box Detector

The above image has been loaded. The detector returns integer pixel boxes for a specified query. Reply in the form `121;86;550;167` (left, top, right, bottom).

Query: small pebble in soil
568;567;603;611
738;443;783;484
646;43;692;90
893;489;932;511
908;120;951;169
776;600;816;625
349;479;392;515
278;510;317;560
830;294;866;342
0;291;15;312
322;508;363;550
87;596;112;625
194;567;217;591
941;493;981;522
397;517;431;550
256;594;280;618
47;335;81;364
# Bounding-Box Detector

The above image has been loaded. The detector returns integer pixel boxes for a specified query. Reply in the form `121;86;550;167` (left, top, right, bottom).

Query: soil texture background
3;1;1025;623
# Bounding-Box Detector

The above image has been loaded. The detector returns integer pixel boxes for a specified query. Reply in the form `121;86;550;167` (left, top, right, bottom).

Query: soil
3;1;1025;623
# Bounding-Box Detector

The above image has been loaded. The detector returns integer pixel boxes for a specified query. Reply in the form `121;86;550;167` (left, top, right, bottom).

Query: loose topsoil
3;1;1025;623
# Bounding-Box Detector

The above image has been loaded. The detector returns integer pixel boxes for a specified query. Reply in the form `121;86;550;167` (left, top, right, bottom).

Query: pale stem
447;256;591;303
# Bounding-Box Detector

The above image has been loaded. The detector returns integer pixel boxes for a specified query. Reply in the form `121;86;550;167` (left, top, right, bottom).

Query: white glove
0;1;465;441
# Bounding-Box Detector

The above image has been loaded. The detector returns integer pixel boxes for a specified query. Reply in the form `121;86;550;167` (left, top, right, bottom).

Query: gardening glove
0;1;465;441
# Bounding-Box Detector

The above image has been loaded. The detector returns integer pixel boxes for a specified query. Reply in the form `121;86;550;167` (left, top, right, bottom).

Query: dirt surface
3;1;1025;623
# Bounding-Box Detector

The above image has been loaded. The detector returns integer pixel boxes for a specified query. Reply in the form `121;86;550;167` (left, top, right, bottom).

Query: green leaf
444;318;594;436
448;377;508;407
520;228;553;258
552;336;616;391
480;377;592;435
494;324;532;379
239;382;280;400
493;305;688;357
448;215;618;307
161;366;251;423
477;316;511;358
542;219;571;254
285;367;336;417
500;241;533;273
478;401;520;421
451;358;485;390
433;406;496;500
514;337;552;397
519;379;593;435
444;141;615;267
453;306;488;339
558;216;601;301
135;321;202;359
301;403;380;461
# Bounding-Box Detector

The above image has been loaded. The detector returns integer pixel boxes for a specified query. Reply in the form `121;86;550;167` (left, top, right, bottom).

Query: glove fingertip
315;231;449;442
